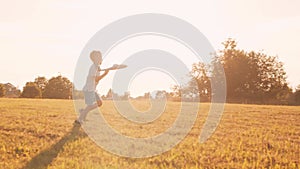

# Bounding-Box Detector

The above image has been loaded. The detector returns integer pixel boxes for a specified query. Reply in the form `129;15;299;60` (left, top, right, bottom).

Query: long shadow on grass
23;122;87;169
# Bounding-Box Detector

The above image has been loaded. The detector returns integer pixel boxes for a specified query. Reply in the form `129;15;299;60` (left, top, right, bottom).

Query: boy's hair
90;50;102;63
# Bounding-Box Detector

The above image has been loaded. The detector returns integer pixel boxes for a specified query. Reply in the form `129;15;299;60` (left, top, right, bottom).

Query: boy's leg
79;103;97;120
80;92;102;121
77;91;95;122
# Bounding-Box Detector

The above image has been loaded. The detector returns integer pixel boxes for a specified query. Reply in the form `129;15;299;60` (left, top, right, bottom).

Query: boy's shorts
84;91;101;105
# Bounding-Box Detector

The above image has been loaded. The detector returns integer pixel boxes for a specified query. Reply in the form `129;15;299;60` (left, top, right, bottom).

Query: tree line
174;39;300;105
0;75;73;99
0;39;299;105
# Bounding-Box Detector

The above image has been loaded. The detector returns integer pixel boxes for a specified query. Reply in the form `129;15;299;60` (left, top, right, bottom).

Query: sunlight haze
0;0;299;96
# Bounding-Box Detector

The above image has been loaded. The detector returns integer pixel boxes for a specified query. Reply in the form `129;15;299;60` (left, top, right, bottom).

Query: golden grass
0;98;299;168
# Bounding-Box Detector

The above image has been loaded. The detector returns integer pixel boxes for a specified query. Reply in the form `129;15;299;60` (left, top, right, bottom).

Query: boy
76;50;109;123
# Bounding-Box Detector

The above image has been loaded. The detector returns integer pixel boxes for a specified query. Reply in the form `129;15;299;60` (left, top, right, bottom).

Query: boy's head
90;50;102;65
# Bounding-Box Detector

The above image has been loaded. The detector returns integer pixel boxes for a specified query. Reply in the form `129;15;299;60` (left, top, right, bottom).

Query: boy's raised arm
95;70;109;83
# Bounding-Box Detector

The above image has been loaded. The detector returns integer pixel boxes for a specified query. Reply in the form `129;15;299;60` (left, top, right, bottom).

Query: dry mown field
0;98;299;168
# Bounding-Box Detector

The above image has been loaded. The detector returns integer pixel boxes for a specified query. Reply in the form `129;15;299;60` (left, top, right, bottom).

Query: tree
171;85;182;101
189;62;211;102
105;88;113;99
143;92;151;99
0;83;6;97
212;38;290;104
172;62;211;102
34;76;48;96
295;85;300;105
43;75;73;99
21;82;42;98
212;39;259;103
171;85;181;98
155;90;167;100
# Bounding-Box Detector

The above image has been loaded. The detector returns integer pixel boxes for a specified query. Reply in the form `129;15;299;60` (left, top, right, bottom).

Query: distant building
2;83;21;98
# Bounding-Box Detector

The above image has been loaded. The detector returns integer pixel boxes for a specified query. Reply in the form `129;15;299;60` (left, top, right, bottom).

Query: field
0;98;299;169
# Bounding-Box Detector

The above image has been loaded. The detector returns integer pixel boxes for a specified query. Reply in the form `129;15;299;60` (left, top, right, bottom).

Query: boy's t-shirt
83;64;100;92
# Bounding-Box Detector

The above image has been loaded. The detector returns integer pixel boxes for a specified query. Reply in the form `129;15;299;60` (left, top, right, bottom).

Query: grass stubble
0;98;299;168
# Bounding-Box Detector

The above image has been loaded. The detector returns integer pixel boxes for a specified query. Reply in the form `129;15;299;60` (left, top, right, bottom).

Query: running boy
76;50;109;123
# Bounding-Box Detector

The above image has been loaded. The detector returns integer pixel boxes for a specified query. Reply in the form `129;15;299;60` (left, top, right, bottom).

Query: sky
0;0;299;97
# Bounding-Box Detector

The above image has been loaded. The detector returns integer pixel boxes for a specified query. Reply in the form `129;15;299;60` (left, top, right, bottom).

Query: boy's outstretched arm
95;70;109;83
